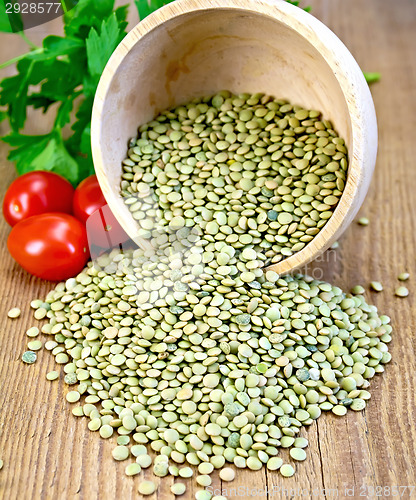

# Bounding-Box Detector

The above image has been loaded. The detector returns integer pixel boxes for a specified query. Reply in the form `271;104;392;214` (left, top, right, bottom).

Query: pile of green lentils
120;91;348;265
26;241;392;498
22;93;393;499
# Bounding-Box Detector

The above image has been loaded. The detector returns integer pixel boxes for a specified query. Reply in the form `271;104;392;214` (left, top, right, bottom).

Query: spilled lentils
120;91;349;265
27;240;393;497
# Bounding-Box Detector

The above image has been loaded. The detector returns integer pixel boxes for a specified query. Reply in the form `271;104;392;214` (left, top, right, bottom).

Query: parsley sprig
0;0;171;184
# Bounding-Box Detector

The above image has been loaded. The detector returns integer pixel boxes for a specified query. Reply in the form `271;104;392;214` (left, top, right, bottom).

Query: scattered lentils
26;326;39;337
22;94;398;499
46;371;59;381
395;286;409;298
398;272;409;281
27;340;42;351
22;351;36;364
219;468;235;482
25;244;393;494
138;481;156;496
358;217;369;226
370;281;383;292
7;307;21;319
171;483;186;496
66;391;81;403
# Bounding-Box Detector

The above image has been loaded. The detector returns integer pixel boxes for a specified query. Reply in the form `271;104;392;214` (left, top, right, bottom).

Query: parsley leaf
65;95;95;180
0;0;131;185
285;1;311;12
363;72;381;84
3;131;79;183
86;14;123;89
0;0;23;33
64;0;115;38
135;0;174;20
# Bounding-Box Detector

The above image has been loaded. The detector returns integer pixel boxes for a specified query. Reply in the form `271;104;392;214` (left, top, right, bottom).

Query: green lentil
7;307;21;318
219;467;235;482
55;353;69;364
198;463;214;475
26;327;39;337
350;399;366;411
112;446;130;461
64;373;78;385
136;454;152;468
370;281;383;292
290;448;307;461
46;371;59;381
195;491;212;500
131;445;147;457
72;406;84;417
138;481;156;496
398;272;410;281
125;463;141;476
280;464;295;477
22;351;36;364
117;436;130;446
171;483;186;496
395;286;409;297
99;425;114;439
154;462;169;477
27;340;42;351
332;405;348;416
267;457;283;470
66;391;80;403
293;438;308;449
247;457;262;471
196;475;212;487
358;217;369;226
174;466;190;479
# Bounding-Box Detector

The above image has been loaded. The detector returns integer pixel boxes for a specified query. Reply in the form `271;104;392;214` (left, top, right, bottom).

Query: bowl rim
92;0;377;275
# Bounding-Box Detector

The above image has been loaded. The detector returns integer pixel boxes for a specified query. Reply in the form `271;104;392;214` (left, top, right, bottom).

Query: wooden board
0;1;415;499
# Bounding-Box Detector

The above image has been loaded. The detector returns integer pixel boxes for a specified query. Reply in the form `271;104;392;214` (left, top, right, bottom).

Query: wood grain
0;1;415;499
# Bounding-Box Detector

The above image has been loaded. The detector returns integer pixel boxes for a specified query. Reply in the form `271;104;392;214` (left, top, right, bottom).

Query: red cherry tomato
8;213;89;281
3;171;74;226
72;174;106;223
73;175;129;249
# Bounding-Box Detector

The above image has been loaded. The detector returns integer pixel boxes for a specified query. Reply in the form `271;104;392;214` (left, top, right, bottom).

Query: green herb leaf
26;95;56;113
54;92;81;129
285;0;311;12
64;0;115;38
135;0;174;20
3;132;79;183
22;35;84;63
86;14;122;83
0;0;23;33
65;95;95;180
363;72;381;84
0;59;35;130
0;0;153;184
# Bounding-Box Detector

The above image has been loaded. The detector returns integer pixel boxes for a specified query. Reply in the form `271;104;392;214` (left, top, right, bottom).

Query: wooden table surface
1;1;415;499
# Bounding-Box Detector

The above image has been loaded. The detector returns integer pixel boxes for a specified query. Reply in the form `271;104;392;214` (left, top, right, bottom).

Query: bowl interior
93;1;370;272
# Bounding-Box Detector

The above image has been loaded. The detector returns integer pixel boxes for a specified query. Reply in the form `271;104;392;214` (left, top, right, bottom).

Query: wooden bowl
91;0;377;275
